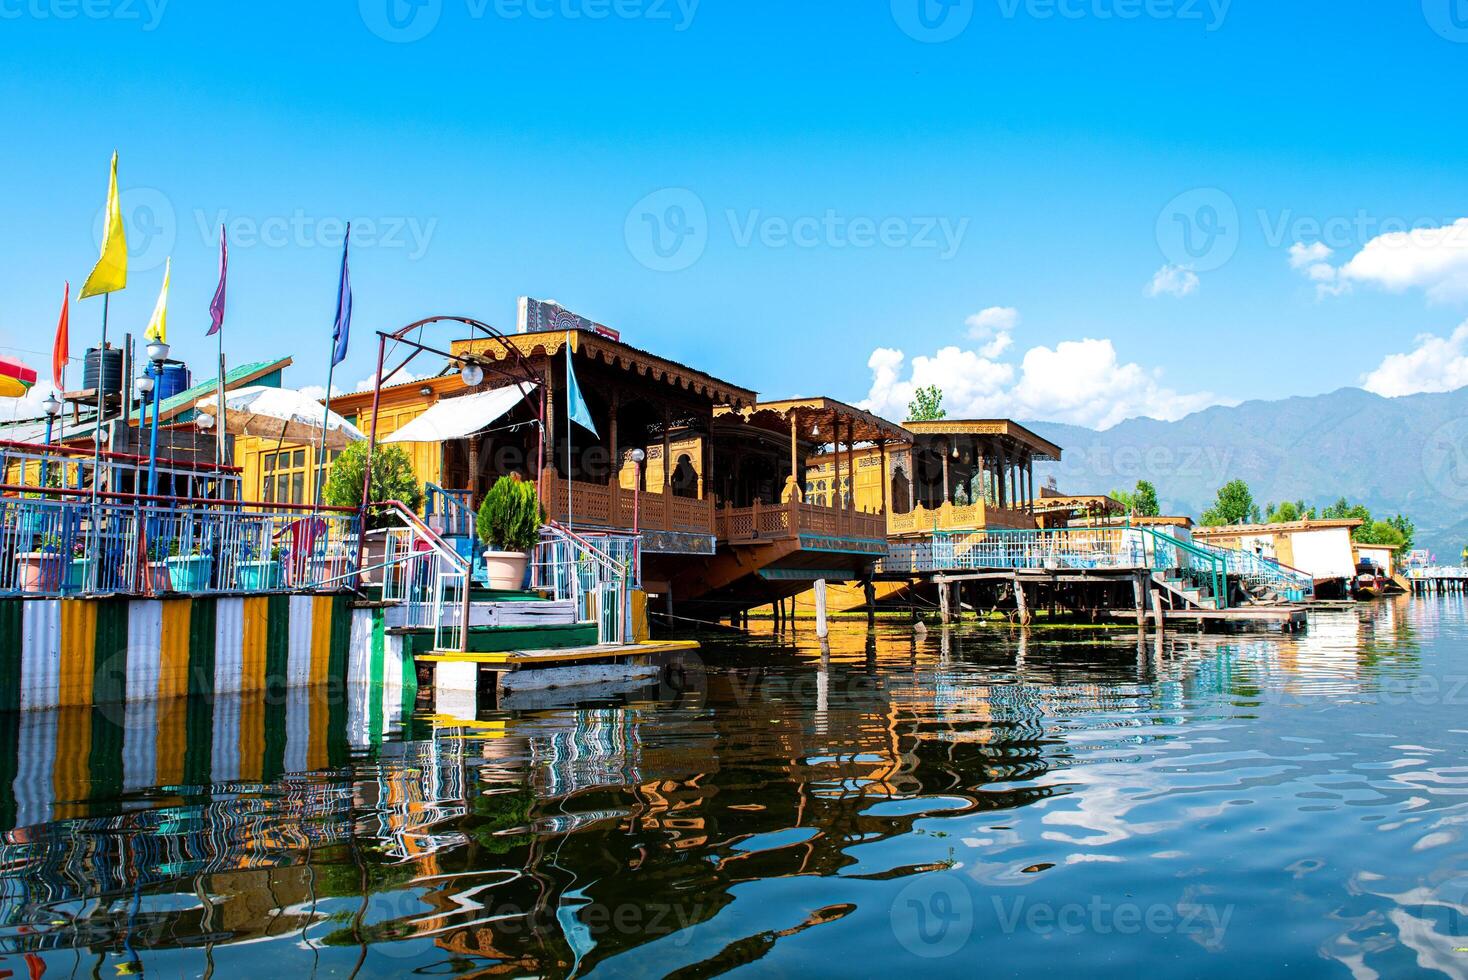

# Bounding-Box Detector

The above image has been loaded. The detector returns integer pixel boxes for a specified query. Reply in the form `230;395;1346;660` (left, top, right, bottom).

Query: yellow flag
144;258;170;343
81;151;128;298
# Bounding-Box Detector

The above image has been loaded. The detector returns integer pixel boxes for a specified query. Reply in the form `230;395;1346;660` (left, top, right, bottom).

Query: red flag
52;281;70;389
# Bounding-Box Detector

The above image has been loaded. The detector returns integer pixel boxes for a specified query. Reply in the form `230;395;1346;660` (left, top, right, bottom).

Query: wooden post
939;576;951;624
609;389;620;520
864;577;877;627
878;440;888;520
941;439;951;506
662;405;672;529
815;578;829;638
1133;572;1146;627
998;441;1009;509
789;413;799;502
1152;589;1166;632
1014;574;1030;625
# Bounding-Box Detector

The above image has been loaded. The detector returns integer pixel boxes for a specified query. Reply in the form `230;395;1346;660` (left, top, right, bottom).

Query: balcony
717;500;887;550
886;500;1037;537
539;469;714;537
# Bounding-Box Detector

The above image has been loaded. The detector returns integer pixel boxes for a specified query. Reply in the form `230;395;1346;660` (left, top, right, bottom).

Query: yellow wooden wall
805;447;887;510
233;400;439;509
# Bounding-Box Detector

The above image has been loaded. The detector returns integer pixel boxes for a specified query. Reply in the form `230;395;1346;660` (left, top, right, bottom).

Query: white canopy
383;383;538;444
197;385;367;450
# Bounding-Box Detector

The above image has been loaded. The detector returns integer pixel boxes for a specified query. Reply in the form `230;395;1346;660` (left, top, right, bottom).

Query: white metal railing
531;523;640;645
376;501;471;653
0;493;359;597
1408;566;1468;579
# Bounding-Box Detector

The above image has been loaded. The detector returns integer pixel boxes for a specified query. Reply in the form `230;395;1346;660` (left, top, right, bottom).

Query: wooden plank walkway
419;639;700;668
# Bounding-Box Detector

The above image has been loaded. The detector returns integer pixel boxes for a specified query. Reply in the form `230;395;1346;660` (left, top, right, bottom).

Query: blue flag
566;336;597;437
331;224;352;366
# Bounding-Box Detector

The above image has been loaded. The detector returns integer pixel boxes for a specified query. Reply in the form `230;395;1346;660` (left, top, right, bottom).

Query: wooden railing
718;500;887;544
539;470;715;536
886;500;1036;536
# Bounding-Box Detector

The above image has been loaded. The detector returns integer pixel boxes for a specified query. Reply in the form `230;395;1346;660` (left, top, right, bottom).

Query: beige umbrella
196;385;366;450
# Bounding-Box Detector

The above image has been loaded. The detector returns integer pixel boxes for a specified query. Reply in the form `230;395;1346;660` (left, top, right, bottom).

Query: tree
1111;480;1160;517
1200;479;1255;526
1267;500;1305;523
324;442;423;530
907;385;946;422
1133;480;1160;517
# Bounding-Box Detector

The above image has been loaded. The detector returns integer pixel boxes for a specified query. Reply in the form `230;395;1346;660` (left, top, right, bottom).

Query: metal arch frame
356;316;547;579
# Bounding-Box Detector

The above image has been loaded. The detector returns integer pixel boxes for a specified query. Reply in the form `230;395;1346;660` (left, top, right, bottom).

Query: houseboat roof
1070;515;1196;529
901;419;1063;461
1193;519;1363;536
450;328;758;409
718;397;908;445
1026;492;1125;515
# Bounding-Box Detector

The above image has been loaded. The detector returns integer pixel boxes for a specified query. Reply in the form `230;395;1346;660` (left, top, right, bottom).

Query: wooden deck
419;638;699;668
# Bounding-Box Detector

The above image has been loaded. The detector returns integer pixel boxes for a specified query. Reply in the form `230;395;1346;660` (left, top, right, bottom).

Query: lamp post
40;392;62;486
144;340;169;498
630;448;646;534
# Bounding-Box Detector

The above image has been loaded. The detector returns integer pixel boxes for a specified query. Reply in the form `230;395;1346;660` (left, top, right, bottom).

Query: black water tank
84;345;123;396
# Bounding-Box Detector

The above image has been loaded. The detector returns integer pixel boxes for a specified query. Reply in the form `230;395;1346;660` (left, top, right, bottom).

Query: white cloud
1288;241;1350;298
297;384;345;403
859;319;1223;430
1362;321;1468;397
354;367;427;393
964;306;1018;358
0;382;60;422
1296;220;1468;303
1288;241;1333;269
1145;264;1200;298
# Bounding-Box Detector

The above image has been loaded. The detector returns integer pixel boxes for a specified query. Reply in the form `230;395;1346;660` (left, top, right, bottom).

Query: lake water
2;596;1467;978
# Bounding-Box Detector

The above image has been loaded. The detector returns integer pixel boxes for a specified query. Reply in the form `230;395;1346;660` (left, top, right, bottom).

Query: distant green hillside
1027;387;1468;562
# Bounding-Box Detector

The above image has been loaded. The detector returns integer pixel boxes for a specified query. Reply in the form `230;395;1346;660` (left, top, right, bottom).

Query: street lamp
460;362;485;388
41;392;62;486
630;448;646;534
144;343;169;498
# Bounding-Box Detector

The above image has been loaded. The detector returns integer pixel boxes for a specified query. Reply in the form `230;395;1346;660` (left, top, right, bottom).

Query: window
262;449;340;505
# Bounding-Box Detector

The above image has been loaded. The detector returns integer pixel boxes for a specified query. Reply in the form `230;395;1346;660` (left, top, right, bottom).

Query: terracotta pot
482;550;529;591
146;561;172;594
18;552;63;593
360;530;390;586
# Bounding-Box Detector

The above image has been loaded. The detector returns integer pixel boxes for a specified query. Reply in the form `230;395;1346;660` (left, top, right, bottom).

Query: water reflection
0;597;1466;978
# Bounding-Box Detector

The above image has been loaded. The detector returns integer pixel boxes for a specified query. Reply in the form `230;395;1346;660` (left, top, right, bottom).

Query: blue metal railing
424;483;476;540
879;525;1230;610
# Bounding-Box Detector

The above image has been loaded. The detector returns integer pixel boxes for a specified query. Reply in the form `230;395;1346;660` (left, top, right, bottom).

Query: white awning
382;383;538;443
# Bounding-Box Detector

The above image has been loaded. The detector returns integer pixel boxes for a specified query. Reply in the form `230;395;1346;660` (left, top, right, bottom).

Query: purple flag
206;226;228;337
331;223;352;366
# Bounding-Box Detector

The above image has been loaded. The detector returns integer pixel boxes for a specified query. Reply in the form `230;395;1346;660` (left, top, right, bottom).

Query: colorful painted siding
0;596;413;711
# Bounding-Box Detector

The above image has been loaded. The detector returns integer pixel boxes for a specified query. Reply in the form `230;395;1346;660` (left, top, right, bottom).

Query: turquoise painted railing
880;525;1230;609
425;483;476;540
1196;542;1312;601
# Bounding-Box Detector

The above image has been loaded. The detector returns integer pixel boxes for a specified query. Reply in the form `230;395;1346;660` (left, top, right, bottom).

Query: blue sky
4;0;1468;427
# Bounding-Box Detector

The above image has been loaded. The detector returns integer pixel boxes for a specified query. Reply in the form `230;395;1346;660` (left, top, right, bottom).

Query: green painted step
406;621;598;656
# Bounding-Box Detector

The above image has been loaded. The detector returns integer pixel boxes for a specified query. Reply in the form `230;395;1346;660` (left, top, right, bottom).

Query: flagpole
314;354;336;507
566;331;573;534
92;294;108;504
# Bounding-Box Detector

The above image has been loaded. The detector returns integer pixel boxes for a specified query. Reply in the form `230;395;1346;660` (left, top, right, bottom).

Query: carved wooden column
941;438;951;507
784;412;802;504
662;404;672;530
609;389;620;523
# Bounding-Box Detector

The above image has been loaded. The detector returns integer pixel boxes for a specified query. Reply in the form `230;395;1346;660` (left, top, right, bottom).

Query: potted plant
324;442;424;587
67;539;92;593
145;539;172;594
166;540;214;593
236;542;284;591
18;534;64;594
477;475;544;591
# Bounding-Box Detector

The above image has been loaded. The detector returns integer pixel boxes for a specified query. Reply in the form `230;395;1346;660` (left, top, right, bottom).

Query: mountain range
1026;386;1468;562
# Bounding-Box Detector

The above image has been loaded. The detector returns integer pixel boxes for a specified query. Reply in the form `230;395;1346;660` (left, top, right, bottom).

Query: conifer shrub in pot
477;475;544;591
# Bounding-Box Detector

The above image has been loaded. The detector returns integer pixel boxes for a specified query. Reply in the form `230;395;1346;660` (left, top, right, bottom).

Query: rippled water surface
3;597;1468;977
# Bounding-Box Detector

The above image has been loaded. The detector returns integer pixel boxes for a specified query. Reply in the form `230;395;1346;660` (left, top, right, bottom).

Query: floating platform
1105;605;1309;632
425;639;701;716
